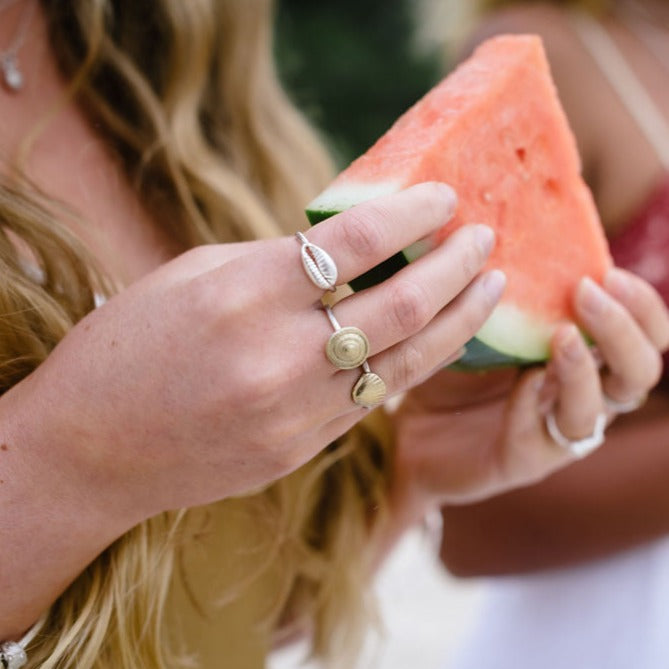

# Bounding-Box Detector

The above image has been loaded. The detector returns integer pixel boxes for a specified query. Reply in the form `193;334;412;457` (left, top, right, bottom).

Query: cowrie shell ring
296;231;338;292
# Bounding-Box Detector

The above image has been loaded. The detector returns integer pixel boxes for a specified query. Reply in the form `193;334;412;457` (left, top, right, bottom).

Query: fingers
332;223;496;355
294;219;501;419
294;182;458;301
603;268;669;352
197;183;457;310
499;368;575;483
542;269;668;453
548;323;604;440
326;269;506;407
575;276;664;403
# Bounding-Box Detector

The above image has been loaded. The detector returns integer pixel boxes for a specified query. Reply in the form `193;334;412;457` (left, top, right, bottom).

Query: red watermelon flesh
306;35;612;368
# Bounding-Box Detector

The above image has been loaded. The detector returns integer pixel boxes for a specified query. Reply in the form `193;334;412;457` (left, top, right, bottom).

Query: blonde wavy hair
1;1;393;666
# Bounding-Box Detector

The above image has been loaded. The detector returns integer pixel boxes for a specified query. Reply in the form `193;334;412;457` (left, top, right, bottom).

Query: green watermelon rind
306;206;544;371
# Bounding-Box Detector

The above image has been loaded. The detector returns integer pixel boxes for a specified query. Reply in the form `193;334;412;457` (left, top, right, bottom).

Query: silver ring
323;305;370;369
545;410;607;459
603;392;647;414
296;231;338;292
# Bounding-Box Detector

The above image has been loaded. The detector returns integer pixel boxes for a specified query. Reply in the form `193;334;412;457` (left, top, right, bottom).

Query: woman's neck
0;1;183;286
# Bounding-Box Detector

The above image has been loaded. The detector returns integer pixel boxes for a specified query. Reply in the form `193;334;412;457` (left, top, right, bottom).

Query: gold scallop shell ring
352;363;387;409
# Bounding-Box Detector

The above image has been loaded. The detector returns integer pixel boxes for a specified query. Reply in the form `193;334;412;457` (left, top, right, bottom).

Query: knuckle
388;279;431;334
266;416;304;462
182;276;220;321
188;270;252;323
246;431;298;477
232;397;307;477
340;205;387;261
391;340;425;391
231;362;284;413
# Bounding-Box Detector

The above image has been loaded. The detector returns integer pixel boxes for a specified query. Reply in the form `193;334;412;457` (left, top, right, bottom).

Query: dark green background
275;0;442;167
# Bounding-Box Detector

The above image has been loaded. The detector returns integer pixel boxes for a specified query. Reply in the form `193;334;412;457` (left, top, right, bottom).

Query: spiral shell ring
323;305;387;408
324;306;369;370
326;327;370;369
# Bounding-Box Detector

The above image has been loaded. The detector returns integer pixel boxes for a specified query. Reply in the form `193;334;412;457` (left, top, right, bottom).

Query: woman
0;1;665;668
436;1;669;668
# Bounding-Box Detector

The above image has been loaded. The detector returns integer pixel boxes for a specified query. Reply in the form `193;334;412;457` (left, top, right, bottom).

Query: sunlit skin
0;0;668;654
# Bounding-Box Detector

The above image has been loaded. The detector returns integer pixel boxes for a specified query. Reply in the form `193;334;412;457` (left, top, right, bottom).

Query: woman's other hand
391;267;669;522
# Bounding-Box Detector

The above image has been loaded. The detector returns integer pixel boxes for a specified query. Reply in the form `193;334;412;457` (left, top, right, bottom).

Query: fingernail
482;269;506;303
475;225;496;256
604;268;631;301
555;324;583;362
578;277;608;317
424;182;458;217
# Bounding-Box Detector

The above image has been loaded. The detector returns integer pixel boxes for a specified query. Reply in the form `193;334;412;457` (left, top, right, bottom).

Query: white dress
447;539;669;669
446;14;669;669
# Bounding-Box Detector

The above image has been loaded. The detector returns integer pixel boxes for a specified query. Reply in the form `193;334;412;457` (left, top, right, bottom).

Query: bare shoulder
464;3;579;61
462;4;592;110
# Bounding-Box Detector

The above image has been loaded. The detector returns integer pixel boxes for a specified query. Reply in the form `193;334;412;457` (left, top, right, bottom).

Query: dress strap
570;11;669;171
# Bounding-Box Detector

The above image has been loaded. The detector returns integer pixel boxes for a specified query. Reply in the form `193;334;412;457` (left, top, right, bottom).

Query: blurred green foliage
275;0;442;167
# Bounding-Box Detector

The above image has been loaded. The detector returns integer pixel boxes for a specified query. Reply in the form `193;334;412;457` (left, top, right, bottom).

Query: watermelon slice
306;35;612;369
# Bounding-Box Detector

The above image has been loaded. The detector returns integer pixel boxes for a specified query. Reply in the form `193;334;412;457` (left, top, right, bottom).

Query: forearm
440;391;669;576
0;373;141;639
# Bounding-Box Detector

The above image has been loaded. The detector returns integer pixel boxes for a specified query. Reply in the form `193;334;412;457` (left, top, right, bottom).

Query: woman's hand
3;182;506;523
391;267;669;522
4;182;507;636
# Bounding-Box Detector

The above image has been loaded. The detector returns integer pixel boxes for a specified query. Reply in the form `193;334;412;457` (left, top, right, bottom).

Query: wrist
0;372;143;638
